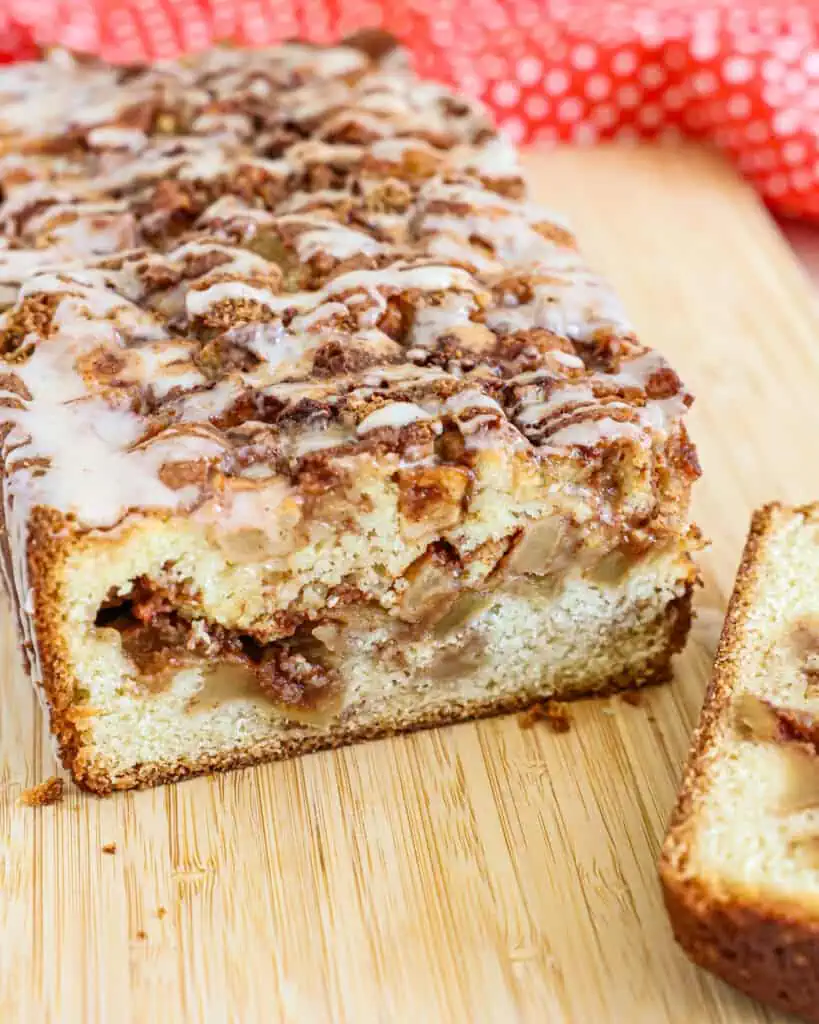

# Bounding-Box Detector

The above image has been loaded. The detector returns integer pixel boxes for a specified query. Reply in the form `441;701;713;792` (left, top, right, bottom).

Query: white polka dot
638;64;666;90
711;126;730;147
783;139;807;164
765;173;788;196
735;33;761;57
637;104;663;129
611;50;637;76
534;124;558;144
692;70;718;95
737;151;762;173
727;94;752;119
617;84;642;110
662;87;687;111
773;109;800;136
516;56;543;86
584;74;611;101
805;51;819;79
499;116;526;144
727;8;750;34
544;69;570;96
762;58;786;83
478;53;507;80
686;109;706;130
762;83;785;108
571;122;599;145
690;33;720;62
658;15;687;39
665;44;690;71
458;72;485;96
557;97;584;123
785;70;807;94
429;21;454;46
524;94;549;120
723;56;754;84
745;121;770;143
571;44;597;71
492;81;520;109
481;6;508;31
613;125;640;144
757;9;781;35
754;149;777;171
790;168;812;191
774;37;804;62
658;124;683;143
516;3;543;28
590;104;617;129
633;12;663;48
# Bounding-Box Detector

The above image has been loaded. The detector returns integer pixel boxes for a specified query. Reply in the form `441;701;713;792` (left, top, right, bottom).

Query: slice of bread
661;503;819;1022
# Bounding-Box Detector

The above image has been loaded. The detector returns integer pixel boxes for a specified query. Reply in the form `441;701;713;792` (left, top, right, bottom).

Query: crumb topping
0;43;695;537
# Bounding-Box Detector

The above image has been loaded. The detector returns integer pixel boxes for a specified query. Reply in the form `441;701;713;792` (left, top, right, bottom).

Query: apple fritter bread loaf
0;41;700;793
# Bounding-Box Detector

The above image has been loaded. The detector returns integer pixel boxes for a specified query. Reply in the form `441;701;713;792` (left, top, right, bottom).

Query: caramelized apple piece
505;517;566;576
399;543;462;625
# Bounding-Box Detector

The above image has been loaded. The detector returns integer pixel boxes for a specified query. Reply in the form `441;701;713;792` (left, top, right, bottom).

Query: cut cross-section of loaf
661;503;819;1022
0;42;701;793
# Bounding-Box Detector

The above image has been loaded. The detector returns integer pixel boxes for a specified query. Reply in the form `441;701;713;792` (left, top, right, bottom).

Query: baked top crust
0;42;697;543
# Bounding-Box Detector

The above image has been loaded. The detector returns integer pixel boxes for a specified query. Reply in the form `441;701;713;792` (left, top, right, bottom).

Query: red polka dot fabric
2;0;819;219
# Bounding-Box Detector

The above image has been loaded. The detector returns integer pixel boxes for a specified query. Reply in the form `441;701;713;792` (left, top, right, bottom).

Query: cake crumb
102;842;117;855
157;906;167;919
620;690;643;707
519;701;572;733
136;929;147;940
20;776;64;807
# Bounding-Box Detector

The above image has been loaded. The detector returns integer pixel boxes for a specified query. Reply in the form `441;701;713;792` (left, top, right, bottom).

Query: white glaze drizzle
0;40;693;653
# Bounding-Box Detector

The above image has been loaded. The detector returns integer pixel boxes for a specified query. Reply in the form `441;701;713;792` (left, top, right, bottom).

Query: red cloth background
0;1;818;220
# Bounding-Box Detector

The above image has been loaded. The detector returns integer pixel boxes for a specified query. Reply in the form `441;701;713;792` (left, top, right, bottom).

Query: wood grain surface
1;145;814;1023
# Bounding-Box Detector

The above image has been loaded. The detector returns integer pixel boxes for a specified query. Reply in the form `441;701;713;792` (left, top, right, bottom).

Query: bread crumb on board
519;701;572;733
620;690;644;707
102;842;117;855
19;776;64;807
157;906;167;920
136;930;147;941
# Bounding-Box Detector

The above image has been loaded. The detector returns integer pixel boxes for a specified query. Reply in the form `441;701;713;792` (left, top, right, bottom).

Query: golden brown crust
25;506;85;776
662;874;819;1022
663;504;779;841
660;503;819;1021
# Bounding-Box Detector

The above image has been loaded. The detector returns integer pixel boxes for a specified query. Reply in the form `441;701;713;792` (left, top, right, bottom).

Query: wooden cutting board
1;145;814;1024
